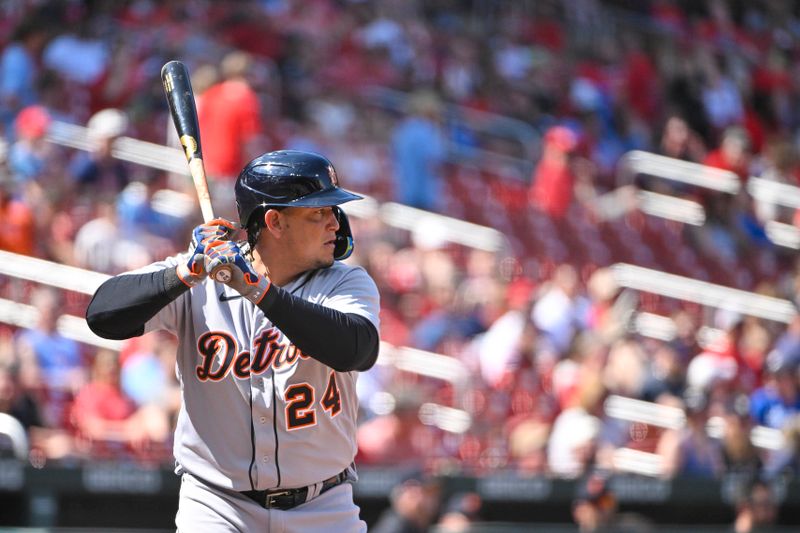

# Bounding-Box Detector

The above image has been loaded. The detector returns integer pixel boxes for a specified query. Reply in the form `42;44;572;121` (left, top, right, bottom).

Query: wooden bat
161;60;233;283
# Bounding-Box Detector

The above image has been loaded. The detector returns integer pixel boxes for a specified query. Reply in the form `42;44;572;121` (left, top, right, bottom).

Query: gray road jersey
130;255;380;491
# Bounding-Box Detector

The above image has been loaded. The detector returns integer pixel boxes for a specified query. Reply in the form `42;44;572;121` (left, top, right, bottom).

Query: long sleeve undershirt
86;267;379;372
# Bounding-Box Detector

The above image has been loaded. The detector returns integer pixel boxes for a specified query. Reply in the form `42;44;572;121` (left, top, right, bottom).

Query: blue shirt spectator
0;18;48;138
750;354;800;429
391;90;446;211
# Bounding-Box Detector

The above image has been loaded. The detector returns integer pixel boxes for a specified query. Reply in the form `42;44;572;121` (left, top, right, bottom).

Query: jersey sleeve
322;266;381;330
123;254;186;335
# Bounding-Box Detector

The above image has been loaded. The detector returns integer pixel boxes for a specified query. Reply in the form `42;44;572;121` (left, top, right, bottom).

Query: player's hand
177;218;238;286
204;240;271;304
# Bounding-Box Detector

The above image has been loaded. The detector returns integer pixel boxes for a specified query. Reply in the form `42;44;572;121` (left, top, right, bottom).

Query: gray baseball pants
176;472;367;532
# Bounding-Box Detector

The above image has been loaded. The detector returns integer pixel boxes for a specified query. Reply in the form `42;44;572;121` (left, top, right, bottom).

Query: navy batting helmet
235;150;361;260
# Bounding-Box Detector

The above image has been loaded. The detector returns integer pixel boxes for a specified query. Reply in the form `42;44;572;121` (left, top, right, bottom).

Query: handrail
0;250;110;295
618;151;741;193
611;263;797;324
605;395;785;452
748;176;800;210
614;150;800;250
378;202;509;252
45;121;189;175
377;341;470;393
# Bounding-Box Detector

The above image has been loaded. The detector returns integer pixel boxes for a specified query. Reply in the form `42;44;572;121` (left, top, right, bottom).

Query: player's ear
263;208;285;236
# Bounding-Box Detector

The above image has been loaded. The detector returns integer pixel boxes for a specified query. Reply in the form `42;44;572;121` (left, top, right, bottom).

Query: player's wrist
241;275;272;305
176;262;205;287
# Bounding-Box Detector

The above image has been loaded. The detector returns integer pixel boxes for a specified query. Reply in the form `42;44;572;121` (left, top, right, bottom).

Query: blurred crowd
2;3;800;529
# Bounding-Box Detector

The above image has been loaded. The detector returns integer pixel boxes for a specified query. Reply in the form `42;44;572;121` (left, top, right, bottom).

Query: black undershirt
85;267;379;372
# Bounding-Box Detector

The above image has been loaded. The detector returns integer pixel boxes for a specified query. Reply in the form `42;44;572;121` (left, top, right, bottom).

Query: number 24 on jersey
285;371;342;431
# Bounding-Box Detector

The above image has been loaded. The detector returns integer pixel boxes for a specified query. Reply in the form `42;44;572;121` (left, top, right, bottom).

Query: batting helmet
235;150;362;260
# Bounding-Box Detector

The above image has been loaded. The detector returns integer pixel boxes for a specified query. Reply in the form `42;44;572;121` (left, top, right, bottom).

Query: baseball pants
176;472;367;533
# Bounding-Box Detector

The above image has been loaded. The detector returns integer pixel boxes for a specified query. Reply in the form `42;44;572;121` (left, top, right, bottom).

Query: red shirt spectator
703;126;752;183
71;350;136;439
198;51;263;180
529;126;578;219
0;183;35;255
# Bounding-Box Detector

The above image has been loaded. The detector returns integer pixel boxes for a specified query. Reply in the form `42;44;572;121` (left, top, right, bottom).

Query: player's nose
326;208;340;231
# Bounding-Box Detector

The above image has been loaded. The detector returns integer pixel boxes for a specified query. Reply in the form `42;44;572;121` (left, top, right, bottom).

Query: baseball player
86;150;380;532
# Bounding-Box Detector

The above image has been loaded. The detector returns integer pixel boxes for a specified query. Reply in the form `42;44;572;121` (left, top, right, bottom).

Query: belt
241;469;349;510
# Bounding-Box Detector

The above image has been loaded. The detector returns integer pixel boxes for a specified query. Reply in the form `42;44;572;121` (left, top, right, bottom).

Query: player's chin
313;257;335;270
315;250;335;269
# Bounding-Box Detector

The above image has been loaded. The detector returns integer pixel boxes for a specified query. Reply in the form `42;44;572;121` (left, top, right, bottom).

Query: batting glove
204;240;271;304
177;218;238;286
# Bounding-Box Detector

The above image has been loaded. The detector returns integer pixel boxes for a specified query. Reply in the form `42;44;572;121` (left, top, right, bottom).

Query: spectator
572;472;654;533
72;199;123;273
529;125;579;219
115;169;185;249
531;263;590;357
732;480;779;533
720;405;762;478
751;138;799;225
749;351;800;429
547;375;606;478
69;107;130;196
657;115;707;163
7;104;53;186
0;16;50;138
0;174;35;256
0;364;42;431
435;491;484;532
656;389;723;478
357;389;427;468
118;332;180;423
71;349;170;458
764;414;800;478
572;473;618;533
391;89;447;211
642;343;686;402
42;18;109;88
16;287;86;428
703;126;752;183
198;51;264;181
507;417;550;475
700;54;745;134
371;472;442;533
475;278;535;388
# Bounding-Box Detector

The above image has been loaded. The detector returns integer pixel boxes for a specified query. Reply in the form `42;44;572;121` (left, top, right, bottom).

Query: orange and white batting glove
177;218;238;287
204;240;271;304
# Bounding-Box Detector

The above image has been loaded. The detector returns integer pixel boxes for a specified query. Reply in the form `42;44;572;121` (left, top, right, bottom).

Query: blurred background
2;0;800;531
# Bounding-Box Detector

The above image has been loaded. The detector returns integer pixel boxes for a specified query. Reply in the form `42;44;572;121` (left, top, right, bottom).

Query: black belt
241;469;349;510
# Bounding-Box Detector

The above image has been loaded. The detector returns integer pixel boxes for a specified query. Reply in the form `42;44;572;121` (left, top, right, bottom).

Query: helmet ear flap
332;207;354;261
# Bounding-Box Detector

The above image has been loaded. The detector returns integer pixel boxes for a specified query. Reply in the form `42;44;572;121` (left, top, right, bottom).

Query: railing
607;150;800;250
612;263;797;324
605;394;785;477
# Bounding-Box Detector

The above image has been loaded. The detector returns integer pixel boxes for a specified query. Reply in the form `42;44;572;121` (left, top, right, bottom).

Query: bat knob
212;265;233;284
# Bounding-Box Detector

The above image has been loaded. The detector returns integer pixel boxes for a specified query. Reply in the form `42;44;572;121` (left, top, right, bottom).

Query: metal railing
606;150;800;250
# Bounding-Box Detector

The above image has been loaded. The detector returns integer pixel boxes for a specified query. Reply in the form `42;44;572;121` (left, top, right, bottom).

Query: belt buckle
266;490;292;508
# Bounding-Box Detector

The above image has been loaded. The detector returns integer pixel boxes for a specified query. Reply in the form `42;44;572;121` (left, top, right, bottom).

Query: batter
86;150;380;532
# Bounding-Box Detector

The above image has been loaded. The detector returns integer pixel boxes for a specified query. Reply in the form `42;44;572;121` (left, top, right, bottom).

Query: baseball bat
161;60;233;284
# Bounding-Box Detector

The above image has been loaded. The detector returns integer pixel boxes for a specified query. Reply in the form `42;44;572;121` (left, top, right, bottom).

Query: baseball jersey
129;253;380;491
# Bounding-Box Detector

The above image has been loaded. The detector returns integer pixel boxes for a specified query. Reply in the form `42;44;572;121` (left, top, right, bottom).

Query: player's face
281;206;340;270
